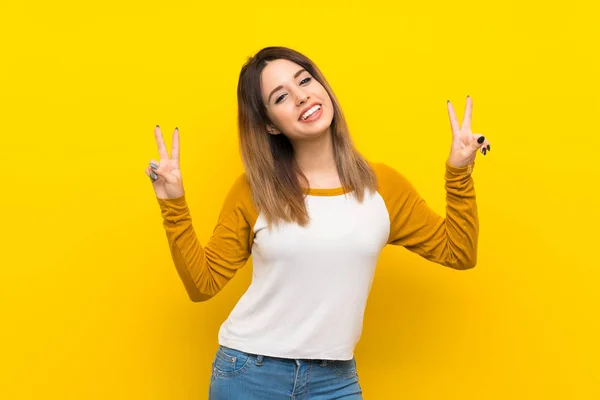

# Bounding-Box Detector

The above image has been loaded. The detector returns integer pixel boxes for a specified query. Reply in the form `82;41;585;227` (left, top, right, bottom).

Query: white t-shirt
156;161;478;360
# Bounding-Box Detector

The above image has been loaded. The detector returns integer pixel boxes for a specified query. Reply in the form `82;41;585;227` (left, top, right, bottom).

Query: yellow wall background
1;0;598;398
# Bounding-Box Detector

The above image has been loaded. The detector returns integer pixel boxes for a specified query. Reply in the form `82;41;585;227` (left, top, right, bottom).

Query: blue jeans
209;345;363;399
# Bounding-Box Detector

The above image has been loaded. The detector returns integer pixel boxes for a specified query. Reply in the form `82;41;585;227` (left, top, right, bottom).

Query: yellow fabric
156;173;257;302
371;161;478;269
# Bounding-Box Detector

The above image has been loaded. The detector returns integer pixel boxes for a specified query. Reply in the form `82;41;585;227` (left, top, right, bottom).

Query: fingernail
149;163;158;169
156;124;160;128
487;144;490;151
477;136;485;144
151;172;158;180
175;127;178;131
482;148;487;155
447;100;450;104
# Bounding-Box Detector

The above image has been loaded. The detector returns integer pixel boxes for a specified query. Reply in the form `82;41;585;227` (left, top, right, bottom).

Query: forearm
441;162;479;269
157;195;223;302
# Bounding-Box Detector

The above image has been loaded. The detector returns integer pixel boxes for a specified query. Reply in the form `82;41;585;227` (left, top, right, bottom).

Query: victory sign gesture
446;96;491;168
145;125;185;199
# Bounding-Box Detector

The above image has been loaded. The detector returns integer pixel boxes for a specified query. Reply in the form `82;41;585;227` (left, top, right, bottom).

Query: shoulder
367;161;414;191
230;172;252;192
221;172;256;211
221;172;259;223
221;172;252;199
366;161;422;213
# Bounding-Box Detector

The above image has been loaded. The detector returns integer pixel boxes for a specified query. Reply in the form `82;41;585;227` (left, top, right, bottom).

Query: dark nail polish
477;136;485;144
483;148;487;155
156;124;160;128
467;95;470;98
487;144;490;151
175;127;178;130
447;100;450;104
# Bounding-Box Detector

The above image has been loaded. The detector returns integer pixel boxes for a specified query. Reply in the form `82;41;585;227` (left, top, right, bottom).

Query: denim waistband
220;345;335;367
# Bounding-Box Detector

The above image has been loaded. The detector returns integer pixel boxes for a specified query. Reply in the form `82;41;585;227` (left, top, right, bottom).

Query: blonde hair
236;46;377;228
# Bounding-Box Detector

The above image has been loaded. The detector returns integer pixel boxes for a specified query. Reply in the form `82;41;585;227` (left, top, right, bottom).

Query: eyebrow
267;68;307;104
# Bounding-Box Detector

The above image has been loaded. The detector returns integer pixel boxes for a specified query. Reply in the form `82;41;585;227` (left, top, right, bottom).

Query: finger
447;100;460;135
479;136;490;148
148;159;163;179
462;96;472;132
145;166;158;182
472;134;486;152
148;159;175;183
149;159;160;170
171;127;180;160
481;138;490;152
154;125;170;160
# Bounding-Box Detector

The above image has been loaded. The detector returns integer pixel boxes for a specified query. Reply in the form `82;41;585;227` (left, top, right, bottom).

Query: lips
300;106;323;123
299;102;322;121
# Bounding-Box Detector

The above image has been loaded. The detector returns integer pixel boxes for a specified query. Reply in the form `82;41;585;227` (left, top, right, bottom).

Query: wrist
446;159;474;175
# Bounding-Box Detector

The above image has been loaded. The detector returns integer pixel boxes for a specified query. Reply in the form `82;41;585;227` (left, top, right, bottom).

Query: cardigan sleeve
156;173;258;301
373;161;479;269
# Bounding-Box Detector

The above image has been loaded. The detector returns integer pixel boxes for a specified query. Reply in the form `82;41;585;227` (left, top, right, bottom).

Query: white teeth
301;105;321;120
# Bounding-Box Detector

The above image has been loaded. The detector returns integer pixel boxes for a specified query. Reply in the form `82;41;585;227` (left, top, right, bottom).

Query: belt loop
255;354;264;366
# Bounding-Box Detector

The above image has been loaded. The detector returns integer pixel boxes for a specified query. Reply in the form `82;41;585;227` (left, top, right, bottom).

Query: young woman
145;46;490;400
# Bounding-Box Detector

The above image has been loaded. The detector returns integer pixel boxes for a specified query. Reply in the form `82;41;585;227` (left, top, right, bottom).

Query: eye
274;94;286;104
273;77;312;105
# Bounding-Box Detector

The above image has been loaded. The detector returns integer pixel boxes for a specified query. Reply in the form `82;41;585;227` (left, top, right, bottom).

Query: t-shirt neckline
302;187;354;196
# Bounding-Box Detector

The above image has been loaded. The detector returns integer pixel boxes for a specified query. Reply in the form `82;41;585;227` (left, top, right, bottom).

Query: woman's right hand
145;125;185;200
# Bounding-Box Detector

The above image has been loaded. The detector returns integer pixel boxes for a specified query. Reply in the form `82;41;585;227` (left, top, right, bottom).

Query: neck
291;128;337;176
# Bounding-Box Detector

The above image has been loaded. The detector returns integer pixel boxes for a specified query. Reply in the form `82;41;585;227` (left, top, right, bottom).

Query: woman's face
261;59;334;141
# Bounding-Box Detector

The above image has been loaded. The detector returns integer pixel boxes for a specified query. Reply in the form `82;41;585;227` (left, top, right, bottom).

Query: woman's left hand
446;96;490;168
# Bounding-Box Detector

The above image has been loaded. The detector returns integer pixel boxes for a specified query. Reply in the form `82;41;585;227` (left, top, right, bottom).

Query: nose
294;89;310;105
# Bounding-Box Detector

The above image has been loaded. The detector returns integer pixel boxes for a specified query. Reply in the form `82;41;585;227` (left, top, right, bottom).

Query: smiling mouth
299;104;322;121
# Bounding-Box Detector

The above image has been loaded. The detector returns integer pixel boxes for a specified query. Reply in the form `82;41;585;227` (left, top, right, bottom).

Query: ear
266;124;281;135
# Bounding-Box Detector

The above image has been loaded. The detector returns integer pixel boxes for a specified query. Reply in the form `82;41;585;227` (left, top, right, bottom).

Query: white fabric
218;188;391;360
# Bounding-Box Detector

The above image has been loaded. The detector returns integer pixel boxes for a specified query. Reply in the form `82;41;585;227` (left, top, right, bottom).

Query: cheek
327;97;335;111
270;107;296;127
283;107;300;124
319;90;334;111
